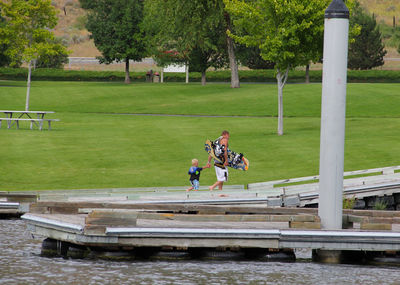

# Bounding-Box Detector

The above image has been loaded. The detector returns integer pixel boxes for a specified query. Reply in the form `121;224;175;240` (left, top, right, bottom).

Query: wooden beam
85;210;138;227
30;201;319;215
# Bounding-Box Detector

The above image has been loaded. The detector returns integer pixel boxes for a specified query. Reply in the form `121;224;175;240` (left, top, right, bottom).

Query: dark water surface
1;219;399;285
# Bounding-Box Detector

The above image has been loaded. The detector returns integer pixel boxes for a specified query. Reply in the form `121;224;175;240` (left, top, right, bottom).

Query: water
1;219;400;285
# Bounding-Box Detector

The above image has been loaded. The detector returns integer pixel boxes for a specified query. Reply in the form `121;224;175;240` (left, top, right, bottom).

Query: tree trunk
25;60;32;111
201;70;206;86
277;73;283;136
276;67;290;136
124;59;131;84
185;64;189;84
225;12;240;88
305;64;310;84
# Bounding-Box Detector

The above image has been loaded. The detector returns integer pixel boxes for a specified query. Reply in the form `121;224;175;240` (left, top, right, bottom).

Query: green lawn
1;81;400;191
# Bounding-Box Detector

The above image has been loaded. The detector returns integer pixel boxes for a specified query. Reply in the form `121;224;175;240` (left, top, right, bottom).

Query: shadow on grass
0;81;26;87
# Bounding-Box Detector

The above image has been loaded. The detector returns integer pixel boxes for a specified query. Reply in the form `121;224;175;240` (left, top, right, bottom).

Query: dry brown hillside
360;0;400;26
52;0;100;57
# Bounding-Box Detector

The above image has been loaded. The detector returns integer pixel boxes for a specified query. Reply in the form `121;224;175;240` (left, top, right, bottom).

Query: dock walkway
3;166;400;211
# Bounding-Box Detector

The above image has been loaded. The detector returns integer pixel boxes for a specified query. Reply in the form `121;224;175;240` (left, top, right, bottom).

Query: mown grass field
1;81;400;191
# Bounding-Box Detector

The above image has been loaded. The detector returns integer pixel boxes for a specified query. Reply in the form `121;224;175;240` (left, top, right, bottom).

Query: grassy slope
3;81;400;117
1;81;400;191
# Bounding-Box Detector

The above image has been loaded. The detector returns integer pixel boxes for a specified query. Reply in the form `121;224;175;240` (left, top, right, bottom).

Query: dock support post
67;244;89;259
318;0;349;230
312;249;343;264
41;238;58;257
56;240;69;257
313;249;372;264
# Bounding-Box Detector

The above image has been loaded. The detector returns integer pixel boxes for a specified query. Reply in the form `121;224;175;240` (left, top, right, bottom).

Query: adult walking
207;130;230;191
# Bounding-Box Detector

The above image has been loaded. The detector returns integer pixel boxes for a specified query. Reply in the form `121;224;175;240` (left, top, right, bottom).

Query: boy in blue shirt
187;159;209;192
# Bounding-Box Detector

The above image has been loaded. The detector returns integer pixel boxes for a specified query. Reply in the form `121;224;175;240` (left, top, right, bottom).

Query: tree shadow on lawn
0;81;26;87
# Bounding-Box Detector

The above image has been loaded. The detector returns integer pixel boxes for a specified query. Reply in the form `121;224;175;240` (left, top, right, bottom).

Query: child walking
187;159;209;191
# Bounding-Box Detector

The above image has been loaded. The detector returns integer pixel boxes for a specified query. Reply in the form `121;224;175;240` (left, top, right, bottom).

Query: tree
225;0;328;135
36;37;69;69
143;0;239;87
348;1;387;70
0;0;67;111
80;0;147;84
224;10;240;88
236;45;275;69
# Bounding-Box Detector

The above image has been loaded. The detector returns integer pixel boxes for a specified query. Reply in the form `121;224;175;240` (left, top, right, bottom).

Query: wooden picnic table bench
0;110;59;130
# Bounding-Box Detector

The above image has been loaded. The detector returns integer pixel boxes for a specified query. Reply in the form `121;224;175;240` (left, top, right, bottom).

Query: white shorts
215;166;228;182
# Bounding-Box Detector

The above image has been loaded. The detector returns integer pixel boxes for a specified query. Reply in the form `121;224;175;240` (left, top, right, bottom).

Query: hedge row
1;67;399;83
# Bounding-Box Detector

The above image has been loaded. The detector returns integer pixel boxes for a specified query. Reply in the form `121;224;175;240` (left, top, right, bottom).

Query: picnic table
0;110;59;130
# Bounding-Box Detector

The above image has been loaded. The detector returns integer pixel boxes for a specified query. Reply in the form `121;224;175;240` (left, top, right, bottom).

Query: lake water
1;219;400;285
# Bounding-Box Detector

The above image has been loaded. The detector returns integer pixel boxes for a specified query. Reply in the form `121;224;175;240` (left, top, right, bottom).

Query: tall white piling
318;0;349;230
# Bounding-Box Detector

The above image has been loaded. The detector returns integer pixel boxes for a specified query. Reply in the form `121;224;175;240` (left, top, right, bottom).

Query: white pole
318;0;349;230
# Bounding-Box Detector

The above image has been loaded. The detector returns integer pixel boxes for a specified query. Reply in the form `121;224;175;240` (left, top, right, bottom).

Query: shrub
380;23;400;48
373;200;387;210
74;15;87;31
343;195;356;209
0;68;399;83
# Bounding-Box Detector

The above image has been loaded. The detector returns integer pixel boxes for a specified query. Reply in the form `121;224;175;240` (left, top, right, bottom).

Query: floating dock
21;202;400;263
4;165;400;263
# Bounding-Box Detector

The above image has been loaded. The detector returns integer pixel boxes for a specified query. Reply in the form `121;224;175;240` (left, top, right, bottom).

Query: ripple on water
1;220;400;285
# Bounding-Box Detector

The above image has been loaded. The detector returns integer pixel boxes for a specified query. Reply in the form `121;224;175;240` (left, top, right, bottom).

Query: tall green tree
80;0;147;84
225;0;328;135
0;0;67;110
143;0;239;87
348;1;386;70
0;7;12;67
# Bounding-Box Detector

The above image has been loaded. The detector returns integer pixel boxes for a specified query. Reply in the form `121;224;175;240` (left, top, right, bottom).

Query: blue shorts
190;179;200;190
